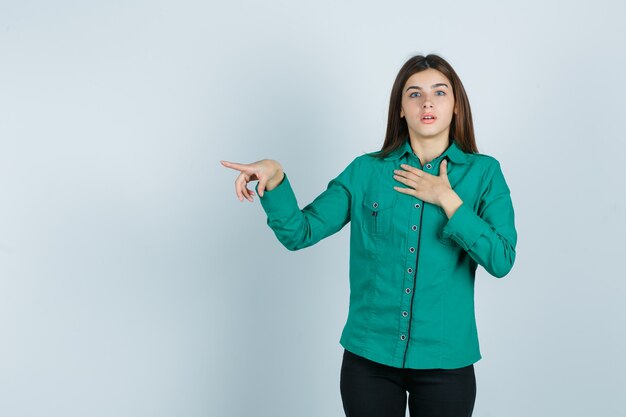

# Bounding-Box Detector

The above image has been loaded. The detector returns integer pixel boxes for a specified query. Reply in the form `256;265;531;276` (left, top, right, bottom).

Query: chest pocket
362;192;397;236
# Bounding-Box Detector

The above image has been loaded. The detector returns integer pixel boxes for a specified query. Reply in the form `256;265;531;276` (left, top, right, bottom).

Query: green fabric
255;137;517;369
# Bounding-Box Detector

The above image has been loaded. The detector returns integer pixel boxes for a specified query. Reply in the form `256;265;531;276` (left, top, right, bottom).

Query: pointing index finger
220;160;251;173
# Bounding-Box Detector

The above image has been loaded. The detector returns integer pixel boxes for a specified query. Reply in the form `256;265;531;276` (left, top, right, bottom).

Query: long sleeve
254;158;358;251
441;159;517;278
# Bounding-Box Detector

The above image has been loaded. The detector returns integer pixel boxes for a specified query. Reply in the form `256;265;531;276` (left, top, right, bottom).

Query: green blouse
255;138;517;369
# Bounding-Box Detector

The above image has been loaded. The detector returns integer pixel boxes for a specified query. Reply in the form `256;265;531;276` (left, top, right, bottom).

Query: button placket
407;202;421;277
400;192;424;367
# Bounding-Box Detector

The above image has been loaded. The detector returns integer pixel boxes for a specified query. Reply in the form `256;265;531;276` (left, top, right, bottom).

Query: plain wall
1;1;624;416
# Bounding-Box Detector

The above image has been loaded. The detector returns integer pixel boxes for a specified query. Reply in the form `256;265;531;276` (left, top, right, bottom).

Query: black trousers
340;349;476;417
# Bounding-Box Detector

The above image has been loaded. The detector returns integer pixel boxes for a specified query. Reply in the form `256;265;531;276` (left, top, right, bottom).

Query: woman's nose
422;101;433;108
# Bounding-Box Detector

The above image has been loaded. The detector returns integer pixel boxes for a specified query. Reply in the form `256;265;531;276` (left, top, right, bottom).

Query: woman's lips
421;115;436;124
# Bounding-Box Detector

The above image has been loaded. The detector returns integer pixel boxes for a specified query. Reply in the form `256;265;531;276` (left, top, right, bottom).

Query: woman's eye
409;92;420;98
435;91;446;96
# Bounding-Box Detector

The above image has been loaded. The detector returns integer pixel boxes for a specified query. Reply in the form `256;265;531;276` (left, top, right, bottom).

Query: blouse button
405;288;411;294
411;225;417;231
407;267;413;274
425;163;432;169
402;311;408;317
400;334;406;341
372;202;378;208
414;203;421;209
409;247;415;253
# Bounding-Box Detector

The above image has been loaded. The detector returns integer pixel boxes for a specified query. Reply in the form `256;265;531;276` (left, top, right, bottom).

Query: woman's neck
408;136;450;166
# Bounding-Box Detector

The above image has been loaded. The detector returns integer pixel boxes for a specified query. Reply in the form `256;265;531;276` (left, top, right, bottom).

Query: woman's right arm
221;157;359;251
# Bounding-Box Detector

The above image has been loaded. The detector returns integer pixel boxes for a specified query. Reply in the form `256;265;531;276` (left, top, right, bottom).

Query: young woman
221;54;517;417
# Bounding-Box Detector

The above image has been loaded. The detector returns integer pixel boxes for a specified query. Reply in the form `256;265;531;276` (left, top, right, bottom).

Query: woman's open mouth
421;114;436;124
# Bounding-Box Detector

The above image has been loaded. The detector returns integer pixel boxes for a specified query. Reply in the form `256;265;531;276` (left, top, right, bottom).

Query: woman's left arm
441;159;517;278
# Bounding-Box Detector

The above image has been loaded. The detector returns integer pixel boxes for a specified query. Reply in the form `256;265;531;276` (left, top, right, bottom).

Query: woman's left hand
392;159;455;207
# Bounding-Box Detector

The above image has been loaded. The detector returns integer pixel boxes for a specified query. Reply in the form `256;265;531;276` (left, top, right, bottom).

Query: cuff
441;202;489;251
255;173;298;218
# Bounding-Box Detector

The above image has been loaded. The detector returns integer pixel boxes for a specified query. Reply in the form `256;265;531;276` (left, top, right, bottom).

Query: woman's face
400;68;457;142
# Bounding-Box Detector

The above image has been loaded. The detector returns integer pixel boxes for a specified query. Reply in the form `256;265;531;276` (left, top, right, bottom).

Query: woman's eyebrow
405;83;450;92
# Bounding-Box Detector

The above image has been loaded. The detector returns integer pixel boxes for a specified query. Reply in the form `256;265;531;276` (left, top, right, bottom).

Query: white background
1;1;624;416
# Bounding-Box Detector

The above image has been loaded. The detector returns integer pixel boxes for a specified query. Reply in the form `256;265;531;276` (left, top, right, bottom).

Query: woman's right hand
220;159;284;202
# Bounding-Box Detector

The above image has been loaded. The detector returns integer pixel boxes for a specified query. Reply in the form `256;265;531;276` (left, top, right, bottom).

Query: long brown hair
373;54;478;158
